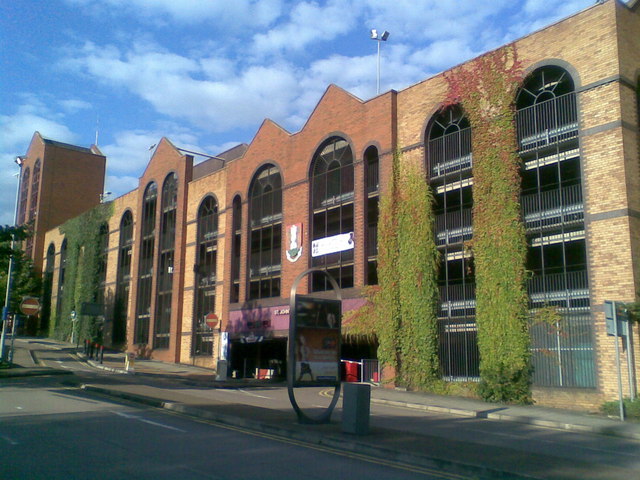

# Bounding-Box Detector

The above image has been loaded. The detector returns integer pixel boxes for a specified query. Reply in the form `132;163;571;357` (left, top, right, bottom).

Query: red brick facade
39;1;640;409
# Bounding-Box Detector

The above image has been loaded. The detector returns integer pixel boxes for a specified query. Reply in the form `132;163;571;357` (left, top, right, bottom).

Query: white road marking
237;389;271;399
217;388;272;399
112;410;186;433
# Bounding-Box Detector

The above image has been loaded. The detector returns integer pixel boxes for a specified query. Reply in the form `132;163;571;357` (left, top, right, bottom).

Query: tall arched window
194;196;218;355
18;167;30;226
154;173;177;349
230;195;242;303
41;243;56;332
248;165;282;299
56;239;67;318
25;159;41;257
310;137;354;291
427;105;477;381
135;182;157;344
96;223;109;307
516;66;593;388
114;211;133;344
364;146;379;285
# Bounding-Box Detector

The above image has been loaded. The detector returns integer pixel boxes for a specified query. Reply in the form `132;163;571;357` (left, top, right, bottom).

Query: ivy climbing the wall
445;46;532;404
53;202;113;342
346;150;440;389
396;158;440;388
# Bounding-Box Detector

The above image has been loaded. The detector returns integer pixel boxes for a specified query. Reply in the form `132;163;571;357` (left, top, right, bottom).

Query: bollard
342;383;371;435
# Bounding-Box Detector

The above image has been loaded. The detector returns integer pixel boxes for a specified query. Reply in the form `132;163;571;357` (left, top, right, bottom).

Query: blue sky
0;0;599;226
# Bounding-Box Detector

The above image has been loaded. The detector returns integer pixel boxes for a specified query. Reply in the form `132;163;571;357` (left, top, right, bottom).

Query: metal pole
1;168;22;362
626;320;636;400
613;304;625;421
376;39;381;95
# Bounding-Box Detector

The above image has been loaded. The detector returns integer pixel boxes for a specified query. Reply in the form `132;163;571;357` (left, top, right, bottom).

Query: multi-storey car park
14;0;640;409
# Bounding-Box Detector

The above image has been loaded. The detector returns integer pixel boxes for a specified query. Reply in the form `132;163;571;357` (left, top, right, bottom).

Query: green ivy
445;46;532;404
349;150;440;388
396;159;440;388
53;203;113;341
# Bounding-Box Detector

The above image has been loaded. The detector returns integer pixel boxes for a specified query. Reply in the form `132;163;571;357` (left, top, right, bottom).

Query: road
6;338;640;480
0;376;458;480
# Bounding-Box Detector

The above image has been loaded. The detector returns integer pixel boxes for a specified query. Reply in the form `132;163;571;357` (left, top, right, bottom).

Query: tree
0;225;41;322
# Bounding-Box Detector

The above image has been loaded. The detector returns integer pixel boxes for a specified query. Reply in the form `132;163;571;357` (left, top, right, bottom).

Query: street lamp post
370;29;390;95
0;157;24;362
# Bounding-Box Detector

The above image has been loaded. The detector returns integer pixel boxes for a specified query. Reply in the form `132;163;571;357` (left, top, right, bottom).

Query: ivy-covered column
396;157;440;388
446;47;532;403
375;149;402;378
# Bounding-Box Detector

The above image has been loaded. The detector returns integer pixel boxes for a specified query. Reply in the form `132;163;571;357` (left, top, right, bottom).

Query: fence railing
529;312;596;388
521;183;583;230
516;93;578;152
435;208;473;245
428;128;472;178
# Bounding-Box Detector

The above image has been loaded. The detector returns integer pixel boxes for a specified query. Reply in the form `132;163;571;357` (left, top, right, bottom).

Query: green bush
601;397;640;420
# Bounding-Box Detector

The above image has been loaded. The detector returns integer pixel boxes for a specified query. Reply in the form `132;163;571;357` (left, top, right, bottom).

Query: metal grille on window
365;146;379;285
134;182;157;344
154;173;177;349
114;211;133;344
310;137;354;291
427;105;479;382
194;196;218;356
516;66;595;388
248;165;282;300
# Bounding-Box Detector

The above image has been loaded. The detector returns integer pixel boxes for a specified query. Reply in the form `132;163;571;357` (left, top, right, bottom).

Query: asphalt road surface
0;376;462;480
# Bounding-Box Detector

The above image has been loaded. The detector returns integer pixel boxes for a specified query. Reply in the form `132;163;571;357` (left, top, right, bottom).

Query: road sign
204;312;219;329
20;297;40;316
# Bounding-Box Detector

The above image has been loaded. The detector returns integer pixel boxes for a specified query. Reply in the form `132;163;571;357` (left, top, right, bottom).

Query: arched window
29;159;41;221
154;173;178;349
41;243;56;332
114;211;133;344
96;223;109;307
194;196;218;355
516;65;577;152
516;66;594;388
248;165;282;299
56;239;67;318
310;137;354;291
230;195;242;303
18;167;30;226
427;105;477;381
134;182;157;344
25;160;40;257
427;105;471;179
364;146;379;285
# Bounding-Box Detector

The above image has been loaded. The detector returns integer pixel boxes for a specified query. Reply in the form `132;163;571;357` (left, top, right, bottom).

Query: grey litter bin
342;382;371;435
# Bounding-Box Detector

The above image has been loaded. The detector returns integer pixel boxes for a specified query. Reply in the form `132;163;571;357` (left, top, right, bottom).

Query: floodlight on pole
0;157;24;362
370;29;390;95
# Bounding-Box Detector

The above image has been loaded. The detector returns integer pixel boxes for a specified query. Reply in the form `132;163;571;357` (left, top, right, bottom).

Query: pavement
3;336;640;480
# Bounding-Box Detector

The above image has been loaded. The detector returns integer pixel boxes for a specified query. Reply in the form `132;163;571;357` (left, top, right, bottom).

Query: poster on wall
293;296;341;387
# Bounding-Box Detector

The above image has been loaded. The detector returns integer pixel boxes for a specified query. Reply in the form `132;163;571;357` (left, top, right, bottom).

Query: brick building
34;0;639;409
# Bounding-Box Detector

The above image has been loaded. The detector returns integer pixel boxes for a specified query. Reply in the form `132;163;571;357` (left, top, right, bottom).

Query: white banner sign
311;232;354;257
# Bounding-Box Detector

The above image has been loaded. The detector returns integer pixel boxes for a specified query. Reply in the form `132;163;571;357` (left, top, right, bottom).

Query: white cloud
62;42;303;132
0;101;77;152
251;0;360;55
65;0;284;27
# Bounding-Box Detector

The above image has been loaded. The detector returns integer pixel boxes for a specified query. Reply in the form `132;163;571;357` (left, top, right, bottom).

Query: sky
0;0;602;226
